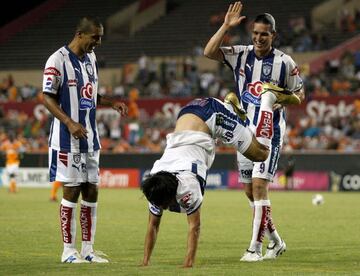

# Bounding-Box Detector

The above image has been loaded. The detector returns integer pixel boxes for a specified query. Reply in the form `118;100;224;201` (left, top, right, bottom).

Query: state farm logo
100;170;130;187
307;100;353;122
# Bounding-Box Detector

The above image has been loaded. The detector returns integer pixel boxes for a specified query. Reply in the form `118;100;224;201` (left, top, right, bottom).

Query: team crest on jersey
79;83;95;110
85;63;95;83
262;63;272;76
73;154;81;164
85;63;94;76
242;81;263;106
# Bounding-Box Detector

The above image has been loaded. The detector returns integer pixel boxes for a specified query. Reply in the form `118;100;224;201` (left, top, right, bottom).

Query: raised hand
224;1;246;28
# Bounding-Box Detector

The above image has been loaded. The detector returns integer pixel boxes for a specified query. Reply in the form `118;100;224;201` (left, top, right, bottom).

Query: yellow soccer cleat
262;83;301;105
224;92;247;121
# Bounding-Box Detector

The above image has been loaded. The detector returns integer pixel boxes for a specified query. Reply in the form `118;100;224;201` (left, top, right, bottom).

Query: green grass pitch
0;188;359;275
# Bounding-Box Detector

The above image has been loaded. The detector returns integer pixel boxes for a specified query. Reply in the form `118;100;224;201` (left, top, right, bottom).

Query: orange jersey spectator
0;138;23;166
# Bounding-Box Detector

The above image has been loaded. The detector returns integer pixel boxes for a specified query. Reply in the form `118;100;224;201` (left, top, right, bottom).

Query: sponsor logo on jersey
45;77;52;90
79;83;95;110
180;192;192;208
67;79;77;87
256;111;273;139
240;169;252;178
44;67;61;76
242;81;263;106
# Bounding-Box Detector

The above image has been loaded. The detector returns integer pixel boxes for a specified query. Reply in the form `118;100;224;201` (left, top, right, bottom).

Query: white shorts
237;142;281;183
6;163;19;176
49;149;100;185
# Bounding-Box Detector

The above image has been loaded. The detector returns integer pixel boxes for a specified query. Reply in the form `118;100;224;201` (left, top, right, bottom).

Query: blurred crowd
1;12;360;153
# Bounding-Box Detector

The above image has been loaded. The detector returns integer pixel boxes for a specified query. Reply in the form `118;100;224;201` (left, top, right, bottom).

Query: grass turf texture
0;188;359;275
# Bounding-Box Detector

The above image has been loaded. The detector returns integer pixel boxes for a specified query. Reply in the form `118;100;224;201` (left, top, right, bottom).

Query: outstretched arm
204;1;246;61
183;209;201;268
97;94;128;116
142;213;161;266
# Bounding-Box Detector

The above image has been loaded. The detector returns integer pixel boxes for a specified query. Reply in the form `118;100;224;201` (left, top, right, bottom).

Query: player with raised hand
204;1;305;262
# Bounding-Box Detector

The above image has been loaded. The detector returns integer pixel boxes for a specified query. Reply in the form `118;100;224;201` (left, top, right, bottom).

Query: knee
63;186;81;202
81;183;98;202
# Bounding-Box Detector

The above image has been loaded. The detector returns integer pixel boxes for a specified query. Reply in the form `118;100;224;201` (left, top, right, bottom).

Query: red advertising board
99;168;140;188
0;95;357;125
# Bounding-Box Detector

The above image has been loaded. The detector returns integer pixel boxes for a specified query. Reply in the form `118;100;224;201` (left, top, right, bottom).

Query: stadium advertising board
99;169;140;188
339;174;360;191
0;168;50;187
206;170;228;189
1;95;357;126
272;171;329;191
228;170;329;191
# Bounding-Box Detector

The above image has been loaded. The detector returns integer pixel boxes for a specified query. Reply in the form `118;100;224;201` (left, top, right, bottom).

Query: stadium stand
0;0;341;70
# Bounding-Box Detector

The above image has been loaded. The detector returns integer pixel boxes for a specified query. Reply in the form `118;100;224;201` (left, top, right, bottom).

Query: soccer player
42;17;127;263
0;133;24;193
204;2;305;261
141;89;289;267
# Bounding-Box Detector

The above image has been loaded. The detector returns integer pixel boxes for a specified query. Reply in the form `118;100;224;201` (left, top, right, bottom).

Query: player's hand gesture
112;102;128;116
224;2;246;28
67;120;88;139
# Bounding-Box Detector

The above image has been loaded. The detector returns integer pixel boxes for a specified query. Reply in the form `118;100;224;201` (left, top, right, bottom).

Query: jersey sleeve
284;56;303;92
220;45;247;71
148;202;163;217
42;53;63;95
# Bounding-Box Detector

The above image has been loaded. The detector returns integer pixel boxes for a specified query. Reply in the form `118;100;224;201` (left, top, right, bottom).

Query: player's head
252;13;276;56
141;171;178;209
75;16;104;53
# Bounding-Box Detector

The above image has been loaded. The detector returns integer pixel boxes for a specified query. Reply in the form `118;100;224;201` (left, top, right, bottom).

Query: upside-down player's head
141;171;178;209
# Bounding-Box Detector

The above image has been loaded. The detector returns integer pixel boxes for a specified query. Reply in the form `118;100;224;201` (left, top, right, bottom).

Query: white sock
248;200;271;254
264;204;281;245
80;200;98;256
255;93;277;148
60;199;77;255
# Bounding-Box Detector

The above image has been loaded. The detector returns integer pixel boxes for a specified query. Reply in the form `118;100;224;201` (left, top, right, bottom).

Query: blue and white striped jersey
42;46;100;153
178;97;253;154
220;45;303;144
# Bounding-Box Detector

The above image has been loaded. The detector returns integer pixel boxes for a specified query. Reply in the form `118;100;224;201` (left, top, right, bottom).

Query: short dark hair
141;171;178;207
76;16;103;34
254;13;276;32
